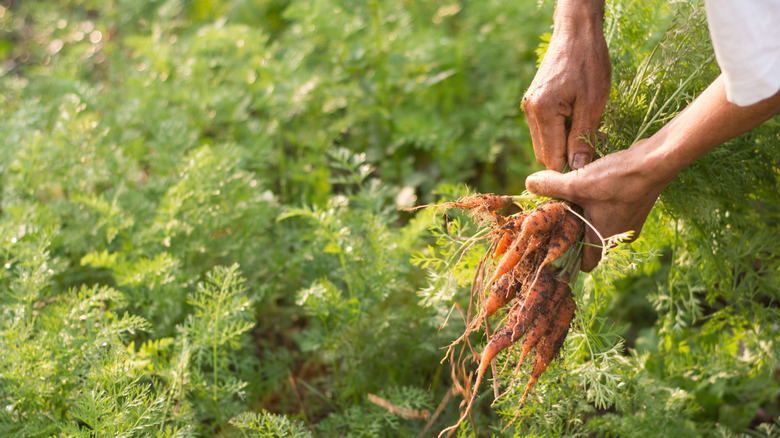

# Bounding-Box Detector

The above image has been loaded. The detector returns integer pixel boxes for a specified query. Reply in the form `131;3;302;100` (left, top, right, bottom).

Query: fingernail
572;153;587;170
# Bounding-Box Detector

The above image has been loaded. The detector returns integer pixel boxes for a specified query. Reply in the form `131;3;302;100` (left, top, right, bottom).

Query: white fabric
704;0;780;106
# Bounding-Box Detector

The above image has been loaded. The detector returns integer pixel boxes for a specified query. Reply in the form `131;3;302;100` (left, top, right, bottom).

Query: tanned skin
522;1;780;271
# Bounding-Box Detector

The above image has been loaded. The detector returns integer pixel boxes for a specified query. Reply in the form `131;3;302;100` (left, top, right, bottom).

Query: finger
524;170;582;205
566;106;599;170
522;97;545;166
523;94;568;172
537;113;568;172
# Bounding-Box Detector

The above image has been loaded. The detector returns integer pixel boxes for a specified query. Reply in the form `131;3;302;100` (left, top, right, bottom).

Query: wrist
553;0;605;34
625;137;679;195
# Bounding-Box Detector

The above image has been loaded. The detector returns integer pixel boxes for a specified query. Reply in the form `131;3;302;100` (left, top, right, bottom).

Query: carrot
540;210;582;268
523;209;582;298
491;211;531;259
518;290;575;408
485;202;566;287
498;211;529;233
545;291;576;358
438;327;515;438
512;277;570;373
437;198;583;435
482;270;522;319
451;194;515;212
521;202;566;233
492;231;514;260
486;233;529;287
502;266;555;344
415;193;515;213
443;267;523;361
405;193;516;216
521;233;548;260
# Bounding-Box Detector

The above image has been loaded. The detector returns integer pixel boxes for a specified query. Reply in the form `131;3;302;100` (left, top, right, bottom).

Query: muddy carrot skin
519;290;576;407
481;270;523;319
541;210;582;267
486;202;566;287
513;277;571;372
503;266;555;343
545;292;576;359
449;194;515;212
487;233;530;286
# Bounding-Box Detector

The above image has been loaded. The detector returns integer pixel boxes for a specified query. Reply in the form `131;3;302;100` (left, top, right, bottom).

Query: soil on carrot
421;194;584;436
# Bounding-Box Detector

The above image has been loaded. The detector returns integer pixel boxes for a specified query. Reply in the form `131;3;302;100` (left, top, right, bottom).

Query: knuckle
521;97;532;113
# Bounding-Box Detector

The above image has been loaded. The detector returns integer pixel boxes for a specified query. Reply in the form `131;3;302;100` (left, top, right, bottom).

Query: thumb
525;170;577;202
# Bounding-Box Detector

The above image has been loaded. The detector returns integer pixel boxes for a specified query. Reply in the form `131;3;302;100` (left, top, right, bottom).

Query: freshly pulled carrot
435;197;583;436
545;291;576;359
540;210;582;268
486;202;566;287
491;212;530;259
492;231;514;260
518;290;576;408
449;194;515;212
487;233;529;287
519;202;565;237
411;193;516;213
482;270;523;320
497;211;529;233
438;325;515;437
523;209;582;298
512;277;570;373
442;267;524;361
503;266;554;343
405;193;516;216
522;233;548;260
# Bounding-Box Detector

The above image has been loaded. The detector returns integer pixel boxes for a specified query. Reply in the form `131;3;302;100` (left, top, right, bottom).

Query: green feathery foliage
1;0;777;436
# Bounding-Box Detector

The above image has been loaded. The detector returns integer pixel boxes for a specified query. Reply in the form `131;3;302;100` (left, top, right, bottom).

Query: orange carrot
487;233;529;287
512;277;570;373
545;291;576;358
482;271;522;319
491;212;529;259
498;211;529;233
492;231;514;260
448;194;515;212
521;233;548;260
503;266;555;343
523;209;582;297
442;268;522;362
486;202;566;287
438;322;516;438
405;193;515;214
521;202;566;234
518;290;575;407
438;199;584;435
540;210;582;268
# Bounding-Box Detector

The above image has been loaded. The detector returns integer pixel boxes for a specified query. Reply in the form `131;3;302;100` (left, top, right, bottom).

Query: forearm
553;0;605;32
639;75;780;186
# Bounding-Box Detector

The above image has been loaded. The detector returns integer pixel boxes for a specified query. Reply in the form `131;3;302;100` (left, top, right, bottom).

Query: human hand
524;140;666;271
522;0;610;172
524;74;780;271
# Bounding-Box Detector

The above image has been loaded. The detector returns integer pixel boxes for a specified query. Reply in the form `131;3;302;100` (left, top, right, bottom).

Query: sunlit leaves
229;410;313;438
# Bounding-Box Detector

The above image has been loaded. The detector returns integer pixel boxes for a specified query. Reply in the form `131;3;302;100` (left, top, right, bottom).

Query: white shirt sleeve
704;0;780;106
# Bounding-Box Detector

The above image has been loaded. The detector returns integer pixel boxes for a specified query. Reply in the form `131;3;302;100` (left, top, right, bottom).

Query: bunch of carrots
417;194;584;436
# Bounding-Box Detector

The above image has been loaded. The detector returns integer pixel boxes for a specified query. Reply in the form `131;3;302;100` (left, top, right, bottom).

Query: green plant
1;0;777;436
413;1;779;436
